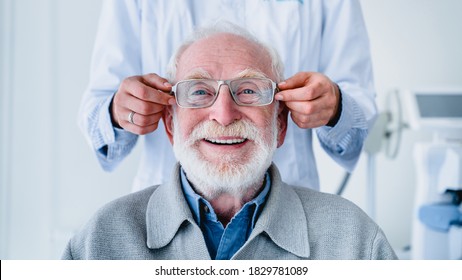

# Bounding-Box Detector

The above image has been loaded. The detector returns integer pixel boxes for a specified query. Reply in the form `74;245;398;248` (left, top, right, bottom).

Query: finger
118;109;164;135
276;72;336;101
284;91;337;122
277;72;313;90
141;73;175;105
142;73;172;91
275;87;323;102
123;76;174;105
283;97;325;116
125;110;164;127
291;111;331;129
126;121;160;135
125;95;167;115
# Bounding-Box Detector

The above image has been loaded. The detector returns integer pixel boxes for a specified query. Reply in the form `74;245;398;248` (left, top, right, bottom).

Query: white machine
404;89;462;259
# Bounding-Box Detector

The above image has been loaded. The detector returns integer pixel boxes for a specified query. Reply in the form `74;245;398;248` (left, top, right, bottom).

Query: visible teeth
206;138;246;144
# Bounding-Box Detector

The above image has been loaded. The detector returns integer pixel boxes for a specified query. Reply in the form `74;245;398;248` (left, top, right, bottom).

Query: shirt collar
180;167;271;228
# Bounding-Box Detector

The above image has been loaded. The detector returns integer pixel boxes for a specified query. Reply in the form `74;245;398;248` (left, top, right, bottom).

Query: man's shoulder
285;184;378;240
279;184;396;260
287;184;371;222
92;185;160;223
63;185;161;259
74;185;162;241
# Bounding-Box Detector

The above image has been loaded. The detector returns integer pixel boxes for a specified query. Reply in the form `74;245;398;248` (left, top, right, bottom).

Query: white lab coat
78;0;376;191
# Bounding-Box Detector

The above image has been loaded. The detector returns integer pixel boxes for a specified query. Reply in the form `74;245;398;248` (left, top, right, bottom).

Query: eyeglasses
170;78;279;109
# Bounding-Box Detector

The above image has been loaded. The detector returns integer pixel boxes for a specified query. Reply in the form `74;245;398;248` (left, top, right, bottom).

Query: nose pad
214;83;236;105
216;83;234;103
209;83;241;126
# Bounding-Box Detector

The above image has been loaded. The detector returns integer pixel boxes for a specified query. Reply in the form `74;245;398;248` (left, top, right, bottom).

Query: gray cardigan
62;164;397;260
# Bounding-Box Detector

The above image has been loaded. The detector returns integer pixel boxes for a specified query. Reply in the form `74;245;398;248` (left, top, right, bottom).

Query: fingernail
168;98;176;105
278;81;287;86
164;82;172;87
275;94;283;101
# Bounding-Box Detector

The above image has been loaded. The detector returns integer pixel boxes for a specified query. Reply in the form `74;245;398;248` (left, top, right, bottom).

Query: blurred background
1;0;461;259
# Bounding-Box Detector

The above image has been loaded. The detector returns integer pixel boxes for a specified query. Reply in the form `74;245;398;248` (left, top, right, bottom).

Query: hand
111;73;175;135
275;72;340;129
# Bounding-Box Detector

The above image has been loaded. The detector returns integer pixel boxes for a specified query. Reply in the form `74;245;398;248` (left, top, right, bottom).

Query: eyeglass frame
170;77;280;109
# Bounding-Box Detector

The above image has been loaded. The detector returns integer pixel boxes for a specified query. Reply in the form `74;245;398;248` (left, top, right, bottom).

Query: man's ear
162;105;175;145
277;102;289;148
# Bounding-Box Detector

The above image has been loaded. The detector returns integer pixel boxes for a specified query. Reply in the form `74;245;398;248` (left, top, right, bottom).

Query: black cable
336;172;351;196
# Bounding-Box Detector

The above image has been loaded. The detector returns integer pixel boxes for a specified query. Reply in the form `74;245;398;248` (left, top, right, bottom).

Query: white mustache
185;120;260;145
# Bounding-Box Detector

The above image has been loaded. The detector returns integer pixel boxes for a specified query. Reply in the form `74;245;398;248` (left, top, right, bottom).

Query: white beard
172;112;278;200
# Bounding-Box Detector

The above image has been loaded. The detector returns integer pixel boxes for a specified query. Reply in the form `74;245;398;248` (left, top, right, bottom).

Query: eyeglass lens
174;78;275;108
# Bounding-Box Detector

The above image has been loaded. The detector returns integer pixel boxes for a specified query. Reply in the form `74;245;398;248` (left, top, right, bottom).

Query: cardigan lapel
236;164;311;259
145;164;210;259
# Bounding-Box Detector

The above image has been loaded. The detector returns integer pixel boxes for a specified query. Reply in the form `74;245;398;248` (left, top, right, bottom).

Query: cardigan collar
145;163;310;259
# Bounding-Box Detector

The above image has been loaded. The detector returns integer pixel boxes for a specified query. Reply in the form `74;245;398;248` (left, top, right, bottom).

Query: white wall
1;0;140;259
1;0;461;259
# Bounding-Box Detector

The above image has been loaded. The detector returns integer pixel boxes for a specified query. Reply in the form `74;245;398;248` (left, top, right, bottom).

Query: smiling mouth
204;138;247;145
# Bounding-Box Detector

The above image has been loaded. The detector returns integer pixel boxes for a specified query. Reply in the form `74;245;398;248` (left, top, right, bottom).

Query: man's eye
191;89;208;96
242;89;257;94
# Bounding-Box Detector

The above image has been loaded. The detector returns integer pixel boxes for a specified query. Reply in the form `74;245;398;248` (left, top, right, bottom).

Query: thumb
278;72;313;90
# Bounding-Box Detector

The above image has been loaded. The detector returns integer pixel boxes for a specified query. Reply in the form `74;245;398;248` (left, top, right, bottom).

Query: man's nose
208;85;242;126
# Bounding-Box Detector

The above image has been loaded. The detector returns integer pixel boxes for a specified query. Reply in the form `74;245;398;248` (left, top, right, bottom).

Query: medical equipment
364;88;462;259
404;89;462;259
364;89;405;220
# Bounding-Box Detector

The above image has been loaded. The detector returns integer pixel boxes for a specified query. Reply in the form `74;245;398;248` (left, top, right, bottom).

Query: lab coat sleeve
315;0;377;171
77;0;142;171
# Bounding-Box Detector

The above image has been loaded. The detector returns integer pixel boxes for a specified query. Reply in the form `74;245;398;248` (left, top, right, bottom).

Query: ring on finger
128;111;136;125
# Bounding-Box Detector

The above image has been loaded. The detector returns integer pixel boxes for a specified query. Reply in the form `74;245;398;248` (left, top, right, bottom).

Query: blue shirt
180;168;271;260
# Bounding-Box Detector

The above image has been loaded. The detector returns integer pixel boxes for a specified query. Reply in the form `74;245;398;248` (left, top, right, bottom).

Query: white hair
166;20;284;82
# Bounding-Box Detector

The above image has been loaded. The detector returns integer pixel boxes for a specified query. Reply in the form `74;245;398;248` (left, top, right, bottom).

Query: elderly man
63;22;397;260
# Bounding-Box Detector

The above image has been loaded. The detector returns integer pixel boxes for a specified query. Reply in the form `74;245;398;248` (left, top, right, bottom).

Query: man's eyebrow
183;68;269;80
235;69;269;79
184;69;213;80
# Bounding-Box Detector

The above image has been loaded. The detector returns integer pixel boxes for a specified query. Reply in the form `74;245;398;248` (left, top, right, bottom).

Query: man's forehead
176;33;273;80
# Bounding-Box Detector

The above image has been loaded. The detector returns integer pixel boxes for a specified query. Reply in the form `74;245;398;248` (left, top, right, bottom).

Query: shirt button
203;205;210;213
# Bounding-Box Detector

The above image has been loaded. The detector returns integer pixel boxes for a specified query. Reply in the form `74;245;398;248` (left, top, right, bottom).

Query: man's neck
205;179;264;227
